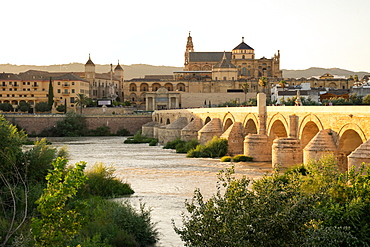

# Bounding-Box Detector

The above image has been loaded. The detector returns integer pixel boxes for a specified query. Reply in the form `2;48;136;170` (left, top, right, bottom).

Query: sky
2;0;370;72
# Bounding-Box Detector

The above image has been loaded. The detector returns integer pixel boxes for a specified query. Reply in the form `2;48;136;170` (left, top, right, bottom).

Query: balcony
62;91;70;95
31;84;39;88
62;83;70;87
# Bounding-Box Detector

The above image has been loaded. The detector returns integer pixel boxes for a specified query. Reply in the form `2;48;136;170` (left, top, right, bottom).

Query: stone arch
338;126;364;170
204;116;211;125
298;114;324;149
242;113;258;136
140;92;146;102
129;83;137;91
129;93;137;102
152;83;161;91
190;65;200;71
140;83;149;92
166;119;170;125
202;65;211;70
176;83;186;92
338;123;367;143
267;113;289;138
164;83;173;91
222;113;235;131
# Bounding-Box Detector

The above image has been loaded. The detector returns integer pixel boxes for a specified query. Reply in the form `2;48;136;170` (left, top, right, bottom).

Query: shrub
124;130;157;144
35;102;51;112
220;156;232;162
89;125;112;136
82;162;134;198
116;127;130;136
163;138;185;149
233;155;253;162
187;136;228;158
149;139;158;146
56;104;66;113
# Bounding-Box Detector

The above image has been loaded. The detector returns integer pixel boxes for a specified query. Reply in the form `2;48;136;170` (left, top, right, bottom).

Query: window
242;55;245;59
70;97;75;103
58;89;61;93
27;82;30;85
72;82;75;85
58;82;60;85
72;89;75;93
242;67;247;76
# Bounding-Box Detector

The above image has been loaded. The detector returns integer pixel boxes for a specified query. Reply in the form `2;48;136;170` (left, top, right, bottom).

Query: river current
47;136;271;246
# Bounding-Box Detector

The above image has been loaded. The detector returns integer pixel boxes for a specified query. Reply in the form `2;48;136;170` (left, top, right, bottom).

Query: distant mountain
0;63;182;80
0;64;368;80
282;67;369;79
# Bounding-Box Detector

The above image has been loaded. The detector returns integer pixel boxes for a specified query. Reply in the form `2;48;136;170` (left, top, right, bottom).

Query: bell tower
184;32;194;70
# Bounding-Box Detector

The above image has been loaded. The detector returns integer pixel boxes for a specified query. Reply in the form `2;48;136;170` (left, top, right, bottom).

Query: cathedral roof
53;73;89;82
189;52;232;62
214;52;236;68
233;37;254;50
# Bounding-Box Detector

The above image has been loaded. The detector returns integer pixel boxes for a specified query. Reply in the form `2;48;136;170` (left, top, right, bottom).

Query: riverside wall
4;114;152;135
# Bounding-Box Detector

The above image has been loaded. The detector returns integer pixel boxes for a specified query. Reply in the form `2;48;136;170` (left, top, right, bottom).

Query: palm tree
241;83;249;103
258;76;269;94
75;94;88;114
278;80;286;91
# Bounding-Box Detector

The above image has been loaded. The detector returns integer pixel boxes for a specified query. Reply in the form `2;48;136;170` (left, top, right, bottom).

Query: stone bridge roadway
145;94;370;171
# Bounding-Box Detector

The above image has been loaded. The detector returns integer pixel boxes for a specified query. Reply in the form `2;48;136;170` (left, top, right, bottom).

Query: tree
258;76;268;94
47;77;54;110
0;102;13;112
35;102;51;113
18;101;31;113
278;80;287;91
363;94;370;105
241;83;249;103
174;156;367;246
75;94;88;114
31;158;87;246
354;74;359;82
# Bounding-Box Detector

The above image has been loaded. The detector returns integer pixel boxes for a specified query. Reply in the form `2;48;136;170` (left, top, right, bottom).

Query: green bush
232;155;253;162
123;130;157;144
187;136;228;158
89;125;112;136
116;127;130;136
56;104;66;113
149;139;158;146
220;156;232;162
82;163;134;198
163;138;185;149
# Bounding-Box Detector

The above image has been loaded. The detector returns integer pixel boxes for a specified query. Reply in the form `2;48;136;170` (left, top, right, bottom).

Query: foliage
149;139;158;146
47;77;54;109
82;162;134;198
258;76;269;93
232;154;253;162
122;100;131;106
174;156;370;246
187;136;228;158
163;138;185;149
116;127;130;136
39;111;89;137
89;125;112;136
31;158;88;246
75;94;89;114
18;101;31;113
71;197;158;247
220;156;232;162
56;104;66;113
363;94;370;105
280;96;320;106
35;102;51;112
349;93;363;105
124;130;157;145
0;102;14;112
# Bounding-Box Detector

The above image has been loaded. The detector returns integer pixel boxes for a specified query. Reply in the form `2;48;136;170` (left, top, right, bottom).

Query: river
47;136;271;246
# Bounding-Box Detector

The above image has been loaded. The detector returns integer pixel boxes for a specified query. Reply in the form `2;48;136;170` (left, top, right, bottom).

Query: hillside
0;64;368;80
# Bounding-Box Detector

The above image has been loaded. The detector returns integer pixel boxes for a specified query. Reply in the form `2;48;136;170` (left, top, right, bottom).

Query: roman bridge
142;94;370;171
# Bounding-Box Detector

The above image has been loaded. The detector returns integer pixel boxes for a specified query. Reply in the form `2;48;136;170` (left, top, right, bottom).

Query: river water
47;136;271;246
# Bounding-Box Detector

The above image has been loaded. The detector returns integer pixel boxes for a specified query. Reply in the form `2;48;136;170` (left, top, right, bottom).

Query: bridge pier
181;117;203;142
198;118;223;145
244;134;271;162
272;138;302;168
348;139;370;172
220;122;244;156
303;129;338;164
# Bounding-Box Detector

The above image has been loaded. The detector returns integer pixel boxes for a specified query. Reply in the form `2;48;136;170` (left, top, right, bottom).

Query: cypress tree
47;77;54;110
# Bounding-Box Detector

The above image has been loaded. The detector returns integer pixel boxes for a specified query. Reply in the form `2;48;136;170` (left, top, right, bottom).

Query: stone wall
4;114;152;135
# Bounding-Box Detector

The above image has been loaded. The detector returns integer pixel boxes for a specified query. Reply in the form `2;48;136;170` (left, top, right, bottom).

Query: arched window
242;67;247;76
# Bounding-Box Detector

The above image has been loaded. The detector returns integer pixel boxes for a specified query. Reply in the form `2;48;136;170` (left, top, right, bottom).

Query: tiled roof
214;53;236;68
53;73;89;82
0;72;21;80
189;52;232;62
233;41;254;50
